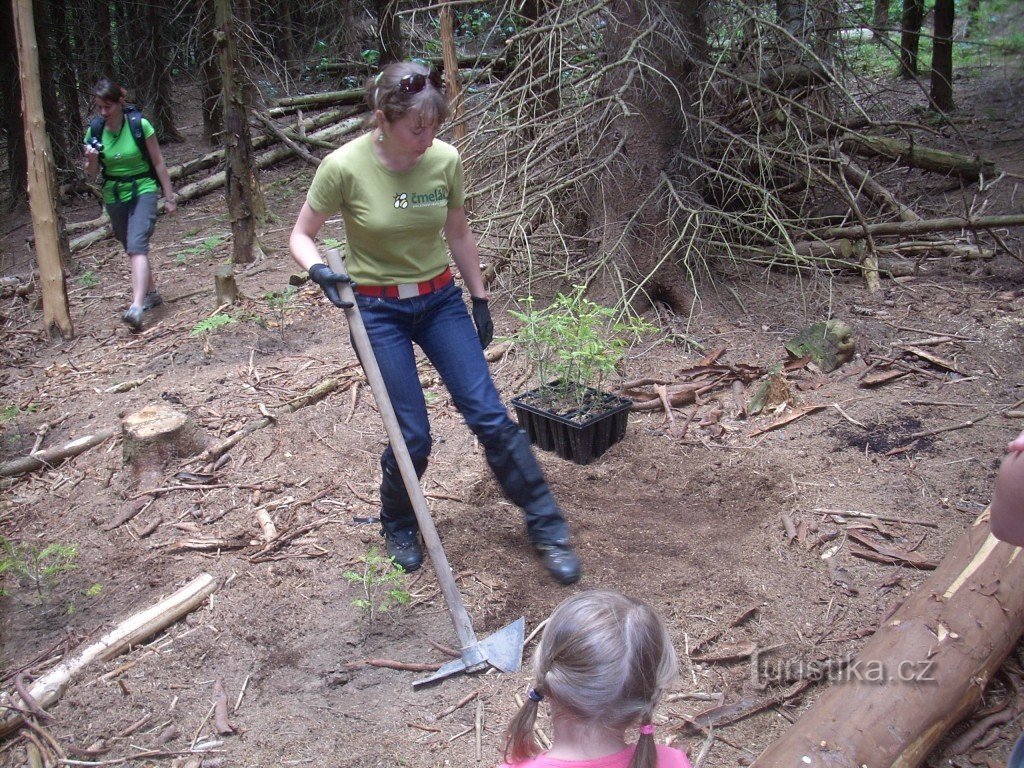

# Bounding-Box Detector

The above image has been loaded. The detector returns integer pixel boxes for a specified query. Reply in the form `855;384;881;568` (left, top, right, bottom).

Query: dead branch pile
454;0;1015;308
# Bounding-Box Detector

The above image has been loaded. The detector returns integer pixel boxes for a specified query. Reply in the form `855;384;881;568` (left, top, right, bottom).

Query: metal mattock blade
413;655;472;689
478;616;525;673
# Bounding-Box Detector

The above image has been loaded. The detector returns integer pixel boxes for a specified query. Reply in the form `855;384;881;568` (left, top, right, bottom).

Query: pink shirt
501;744;693;768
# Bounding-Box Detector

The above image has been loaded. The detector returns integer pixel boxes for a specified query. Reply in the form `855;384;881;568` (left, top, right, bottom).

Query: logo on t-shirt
393;187;448;210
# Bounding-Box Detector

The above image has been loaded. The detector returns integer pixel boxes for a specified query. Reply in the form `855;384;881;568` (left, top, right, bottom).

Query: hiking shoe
385;529;423;572
535;542;582;585
122;305;144;330
142;290;163;310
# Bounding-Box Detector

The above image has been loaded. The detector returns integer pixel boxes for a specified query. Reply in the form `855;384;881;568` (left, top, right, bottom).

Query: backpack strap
88;115;108;176
124;106;158;181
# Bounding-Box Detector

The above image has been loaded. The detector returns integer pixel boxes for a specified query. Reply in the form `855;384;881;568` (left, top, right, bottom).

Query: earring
377;131;385;143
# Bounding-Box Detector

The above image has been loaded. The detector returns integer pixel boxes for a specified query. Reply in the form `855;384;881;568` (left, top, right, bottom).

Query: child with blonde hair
501;590;692;768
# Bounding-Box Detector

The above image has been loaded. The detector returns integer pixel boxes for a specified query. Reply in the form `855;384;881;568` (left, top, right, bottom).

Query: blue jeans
356;281;569;545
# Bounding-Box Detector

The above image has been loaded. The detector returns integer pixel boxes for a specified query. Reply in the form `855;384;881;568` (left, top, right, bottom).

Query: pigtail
502;687;544;765
628;720;657;768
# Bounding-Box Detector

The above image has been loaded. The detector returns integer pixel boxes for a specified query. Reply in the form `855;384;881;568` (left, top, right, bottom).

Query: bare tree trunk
963;0;982;39
872;0;890;40
13;0;73;338
0;1;27;206
275;0;296;71
375;0;404;65
51;1;82;153
899;0;924;79
231;0;267;224
200;3;223;147
775;0;808;42
89;0;115;86
216;0;258;265
584;0;703;312
929;0;955;112
147;0;183;143
33;0;68;169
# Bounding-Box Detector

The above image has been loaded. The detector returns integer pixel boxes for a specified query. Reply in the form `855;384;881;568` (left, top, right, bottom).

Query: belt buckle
397;283;420;299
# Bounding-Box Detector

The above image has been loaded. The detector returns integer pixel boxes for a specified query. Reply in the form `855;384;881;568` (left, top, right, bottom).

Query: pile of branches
455;0;1015;309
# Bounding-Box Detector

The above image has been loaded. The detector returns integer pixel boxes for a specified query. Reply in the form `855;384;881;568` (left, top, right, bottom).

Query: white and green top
306;133;466;286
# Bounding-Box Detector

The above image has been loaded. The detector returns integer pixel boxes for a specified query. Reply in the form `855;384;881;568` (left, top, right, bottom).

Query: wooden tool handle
324;250;478;651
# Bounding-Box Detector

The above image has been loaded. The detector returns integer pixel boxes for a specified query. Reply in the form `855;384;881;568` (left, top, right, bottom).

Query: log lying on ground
841;134;996;181
274;87;364;109
751;512;1024;768
792;238;995;264
738;62;829;91
0;428;117;478
315;53;506;73
0;573;217;738
809;213;1024;242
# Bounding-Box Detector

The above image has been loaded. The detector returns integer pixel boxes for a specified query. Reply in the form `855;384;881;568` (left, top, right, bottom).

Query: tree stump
215;264;239;305
121;405;208;489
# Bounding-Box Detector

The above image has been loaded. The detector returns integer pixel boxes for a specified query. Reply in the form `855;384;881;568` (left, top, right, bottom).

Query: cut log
274;87;364;109
841;134;996;181
215;264;239;305
810;213;1024;242
121;405;208;490
0;573;217;738
0;428;117;477
751;511;1024;768
738;62;829;91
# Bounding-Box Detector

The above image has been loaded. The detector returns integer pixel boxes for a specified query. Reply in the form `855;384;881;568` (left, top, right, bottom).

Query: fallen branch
194;377;350;464
0;573;217;737
840;134;996;180
0;428;117;478
909;413;989;440
808;213;1024;243
343;658;443;672
813;508;939;528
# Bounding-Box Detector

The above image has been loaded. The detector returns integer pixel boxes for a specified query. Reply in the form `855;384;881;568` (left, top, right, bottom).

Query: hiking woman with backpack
82;77;176;330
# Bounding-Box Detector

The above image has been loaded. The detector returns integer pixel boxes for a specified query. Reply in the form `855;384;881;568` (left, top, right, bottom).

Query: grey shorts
107;192;158;255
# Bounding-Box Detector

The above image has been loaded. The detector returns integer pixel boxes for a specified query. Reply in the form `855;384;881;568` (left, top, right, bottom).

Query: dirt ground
2;59;1024;768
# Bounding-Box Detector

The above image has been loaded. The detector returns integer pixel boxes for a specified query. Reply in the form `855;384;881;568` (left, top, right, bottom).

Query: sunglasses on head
398;69;444;94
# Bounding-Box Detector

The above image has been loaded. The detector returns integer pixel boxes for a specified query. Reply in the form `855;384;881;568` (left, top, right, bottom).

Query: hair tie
639;724;655;736
527;688;543;703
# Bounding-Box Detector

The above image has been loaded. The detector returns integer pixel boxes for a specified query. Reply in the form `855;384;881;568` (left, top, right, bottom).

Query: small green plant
175;234;225;264
0;403;26;423
509;285;656;410
265;286;297;339
190;313;237;336
360;48;381;66
0;537;79;599
78;271;100;288
322;237;343;250
343;547;410;631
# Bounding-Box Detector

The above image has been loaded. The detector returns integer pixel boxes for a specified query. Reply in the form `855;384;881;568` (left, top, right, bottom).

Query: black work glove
308;263;353;308
471;296;494;349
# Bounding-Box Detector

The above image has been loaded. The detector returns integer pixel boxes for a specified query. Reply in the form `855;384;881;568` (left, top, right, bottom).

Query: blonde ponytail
502;687;544;764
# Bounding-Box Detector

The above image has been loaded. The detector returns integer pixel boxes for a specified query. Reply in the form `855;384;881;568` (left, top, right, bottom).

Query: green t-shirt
84;117;157;204
306;132;466;286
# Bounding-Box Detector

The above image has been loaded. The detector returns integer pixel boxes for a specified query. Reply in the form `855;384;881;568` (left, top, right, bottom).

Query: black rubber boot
380;454;428;572
485;425;581;585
